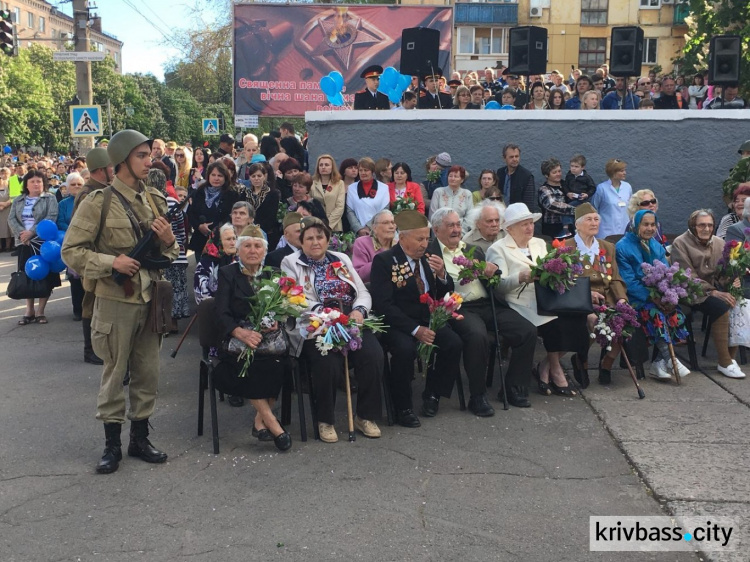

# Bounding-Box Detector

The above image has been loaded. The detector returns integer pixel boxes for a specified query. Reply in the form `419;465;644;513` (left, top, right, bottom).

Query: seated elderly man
265;212;302;268
429;208;537;411
462;201;505;253
370;210;463;427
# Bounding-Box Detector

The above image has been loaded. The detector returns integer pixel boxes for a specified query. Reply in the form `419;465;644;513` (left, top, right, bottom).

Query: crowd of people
3;123;750;471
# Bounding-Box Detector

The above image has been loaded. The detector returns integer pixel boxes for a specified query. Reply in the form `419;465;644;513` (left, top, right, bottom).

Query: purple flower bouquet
591;302;640;351
530;246;584;294
640;260;704;306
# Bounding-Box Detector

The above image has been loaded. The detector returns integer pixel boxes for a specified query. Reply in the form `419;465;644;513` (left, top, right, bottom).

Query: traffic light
0;10;16;57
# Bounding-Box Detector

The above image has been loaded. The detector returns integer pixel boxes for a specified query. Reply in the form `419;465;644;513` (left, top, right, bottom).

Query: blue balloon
319;76;337;97
399;74;412;92
36;219;59;241
328;92;345;107
25;256;50;281
500;104;516;110
40;240;61;263
56;231;66;245
388;88;402;105
484;101;501;110
329;71;344;92
50;258;67;274
2;145;10;154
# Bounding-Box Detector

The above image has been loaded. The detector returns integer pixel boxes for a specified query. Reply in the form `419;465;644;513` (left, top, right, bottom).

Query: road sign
53;51;106;62
70;105;102;137
234;114;259;128
202;118;219;136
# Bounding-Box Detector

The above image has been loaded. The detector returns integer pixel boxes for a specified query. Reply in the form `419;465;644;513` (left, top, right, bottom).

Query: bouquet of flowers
426;169;441;183
590;302;640;351
299;307;387;356
640;260;704;306
328;231;356;256
716;232;750;301
391;195;418;215
529;246;584;294
417;292;464;369
235;272;308;377
277;199;290;222
452;246;500;288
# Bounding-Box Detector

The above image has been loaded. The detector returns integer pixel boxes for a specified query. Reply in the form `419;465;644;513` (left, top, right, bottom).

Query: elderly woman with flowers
351;209;397;283
564;203;630;386
673;210;745;379
281;217;383;443
616;210;692;380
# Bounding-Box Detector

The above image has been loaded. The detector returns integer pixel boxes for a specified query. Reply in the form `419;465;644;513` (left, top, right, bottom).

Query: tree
676;0;750;94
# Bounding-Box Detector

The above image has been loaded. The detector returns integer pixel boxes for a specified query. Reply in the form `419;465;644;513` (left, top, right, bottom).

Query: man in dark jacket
653;76;685;109
353;65;390;110
496;144;536;212
417;71;453;109
265;212;302;268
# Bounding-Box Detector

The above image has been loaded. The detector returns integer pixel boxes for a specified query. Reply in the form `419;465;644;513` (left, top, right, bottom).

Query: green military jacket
722;156;750;205
61;176;179;304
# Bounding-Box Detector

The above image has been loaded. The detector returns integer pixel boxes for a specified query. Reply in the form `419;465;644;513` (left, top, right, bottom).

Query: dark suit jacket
417;88;453;109
215;263;280;340
353;89;390;110
187;187;240;253
265;244;295;269
496;164;536;211
370;243;454;335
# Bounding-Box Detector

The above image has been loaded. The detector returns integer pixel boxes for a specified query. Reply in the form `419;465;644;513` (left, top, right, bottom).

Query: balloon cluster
25;220;67;281
319;71;346;107
2;145;11;154
484;100;515;110
378;67;412;105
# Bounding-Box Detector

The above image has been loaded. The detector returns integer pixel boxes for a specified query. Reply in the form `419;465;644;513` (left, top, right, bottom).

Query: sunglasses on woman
639;198;657;206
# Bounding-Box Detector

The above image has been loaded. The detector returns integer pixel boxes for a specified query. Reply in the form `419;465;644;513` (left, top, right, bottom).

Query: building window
27;11;33;28
457;27;509;56
639;0;660;8
38;16;45;32
578;37;607;76
642;38;657;64
581;0;608;25
13;7;19;22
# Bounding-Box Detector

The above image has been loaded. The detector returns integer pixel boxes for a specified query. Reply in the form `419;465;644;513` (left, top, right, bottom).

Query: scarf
574;233;599;264
632;209;658;259
204;186;221;208
249;183;271;210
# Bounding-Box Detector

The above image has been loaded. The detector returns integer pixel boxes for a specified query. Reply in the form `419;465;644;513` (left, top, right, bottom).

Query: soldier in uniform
417;70;453;109
72;147;114;365
353;65;390;110
494;69;528;109
62;130;179;474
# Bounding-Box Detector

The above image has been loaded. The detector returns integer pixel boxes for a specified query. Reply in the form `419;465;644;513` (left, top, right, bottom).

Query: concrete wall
305;110;749;234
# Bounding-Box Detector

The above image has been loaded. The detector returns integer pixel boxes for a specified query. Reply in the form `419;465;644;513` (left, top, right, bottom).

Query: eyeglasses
695;224;714;229
639;199;658;206
175;153;185;157
488;196;503;201
640;81;651;85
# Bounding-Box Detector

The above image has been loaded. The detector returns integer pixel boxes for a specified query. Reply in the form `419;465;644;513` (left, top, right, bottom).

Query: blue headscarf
630;209;659;258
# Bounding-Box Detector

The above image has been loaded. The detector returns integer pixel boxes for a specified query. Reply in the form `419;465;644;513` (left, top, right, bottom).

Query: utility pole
73;0;93;152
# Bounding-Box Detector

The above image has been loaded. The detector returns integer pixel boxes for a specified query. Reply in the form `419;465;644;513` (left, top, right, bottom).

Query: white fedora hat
502;203;542;229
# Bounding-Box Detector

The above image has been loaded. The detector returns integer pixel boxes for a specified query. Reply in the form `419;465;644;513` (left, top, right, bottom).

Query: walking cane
343;354;355;441
489;294;509;410
620;348;645;399
657;311;681;385
170;312;198;358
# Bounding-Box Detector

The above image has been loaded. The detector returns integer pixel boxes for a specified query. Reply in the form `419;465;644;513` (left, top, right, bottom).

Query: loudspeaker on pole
400;27;440;77
609;26;644;77
708;35;741;86
508;26;548;76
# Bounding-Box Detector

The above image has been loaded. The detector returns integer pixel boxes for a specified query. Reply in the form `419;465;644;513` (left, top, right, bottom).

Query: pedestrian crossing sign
203;118;219;136
70;105;102;137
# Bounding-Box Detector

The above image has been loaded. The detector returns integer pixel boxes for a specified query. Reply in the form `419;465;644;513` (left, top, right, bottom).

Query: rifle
112;196;189;286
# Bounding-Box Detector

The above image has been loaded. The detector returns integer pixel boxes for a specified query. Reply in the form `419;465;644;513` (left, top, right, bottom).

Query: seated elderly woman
429;165;474;234
487;203;587;398
195;223;237;305
345;157;390;237
717;185;750;239
626;189;667;249
281;217;384;443
616;210;691;380
213;225;292;451
563;203;629;387
672;210;744;379
462;201;505;253
351;209;397;283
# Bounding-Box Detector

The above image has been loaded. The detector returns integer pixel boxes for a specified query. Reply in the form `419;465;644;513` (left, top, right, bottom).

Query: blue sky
57;0;221;80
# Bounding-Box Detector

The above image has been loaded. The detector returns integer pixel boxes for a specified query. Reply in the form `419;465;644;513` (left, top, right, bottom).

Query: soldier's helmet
738;140;750;155
86;147;111;172
107;130;153;167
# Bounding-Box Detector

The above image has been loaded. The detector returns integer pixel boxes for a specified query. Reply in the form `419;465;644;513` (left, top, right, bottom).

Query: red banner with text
233;3;453;116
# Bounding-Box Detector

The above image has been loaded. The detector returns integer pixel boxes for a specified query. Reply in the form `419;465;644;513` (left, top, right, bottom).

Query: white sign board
53;51;107;62
234;114;259;128
70;105;102;137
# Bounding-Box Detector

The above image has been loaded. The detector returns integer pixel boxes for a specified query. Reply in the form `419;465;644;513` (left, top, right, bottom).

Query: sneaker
718;363;746;379
648;359;672;380
318;423;338;443
354;417;381;438
666;359;690;377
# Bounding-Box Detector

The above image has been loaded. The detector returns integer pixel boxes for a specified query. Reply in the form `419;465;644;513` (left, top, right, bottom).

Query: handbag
7;271;50;300
149;279;174;334
224;321;289;357
729;300;750;347
535;277;594;317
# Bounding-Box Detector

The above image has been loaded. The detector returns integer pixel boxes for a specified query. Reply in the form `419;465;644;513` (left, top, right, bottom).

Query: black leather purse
7;271;50;300
535;277;594;317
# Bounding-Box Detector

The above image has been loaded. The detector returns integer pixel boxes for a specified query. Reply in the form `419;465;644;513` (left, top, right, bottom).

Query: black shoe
533;363;551;396
468;394;495;417
252;427;274;442
421;393;439;417
499;385;531;408
571;355;590;389
274;431;292;452
228;395;244;407
550;380;577;397
84;350;104;365
598;367;612;385
127;419;168;464
397;409;421;428
73;313;82;321
96;423;122;474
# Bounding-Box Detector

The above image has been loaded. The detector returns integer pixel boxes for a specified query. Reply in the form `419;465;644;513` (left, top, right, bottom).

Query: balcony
674;3;690;26
454;3;518;26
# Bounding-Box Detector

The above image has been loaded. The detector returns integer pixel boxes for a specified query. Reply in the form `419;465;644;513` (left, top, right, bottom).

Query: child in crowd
561;154;597;231
639;99;655;110
500;88;516;109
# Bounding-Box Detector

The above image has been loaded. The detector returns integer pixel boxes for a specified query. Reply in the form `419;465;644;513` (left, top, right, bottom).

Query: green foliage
675;0;750;94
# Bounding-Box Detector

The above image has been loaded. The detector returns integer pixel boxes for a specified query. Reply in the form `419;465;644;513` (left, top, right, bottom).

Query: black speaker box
508;26;547;76
708;35;741;85
400;27;440;77
609;26;644;77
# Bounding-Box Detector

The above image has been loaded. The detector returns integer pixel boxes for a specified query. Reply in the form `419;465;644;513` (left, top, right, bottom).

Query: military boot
96;423;122;474
127;419;168;464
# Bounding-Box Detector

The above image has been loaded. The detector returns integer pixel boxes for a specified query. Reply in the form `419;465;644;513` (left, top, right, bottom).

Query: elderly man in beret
370;210;463;427
265;212;302;268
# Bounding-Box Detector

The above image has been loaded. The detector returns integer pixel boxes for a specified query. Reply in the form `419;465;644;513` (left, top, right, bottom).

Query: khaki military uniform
73;176;109;319
61;177;179;424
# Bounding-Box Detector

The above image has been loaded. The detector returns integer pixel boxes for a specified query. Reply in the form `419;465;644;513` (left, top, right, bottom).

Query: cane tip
170;350;177;358
638;388;645;399
348;432;356;442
